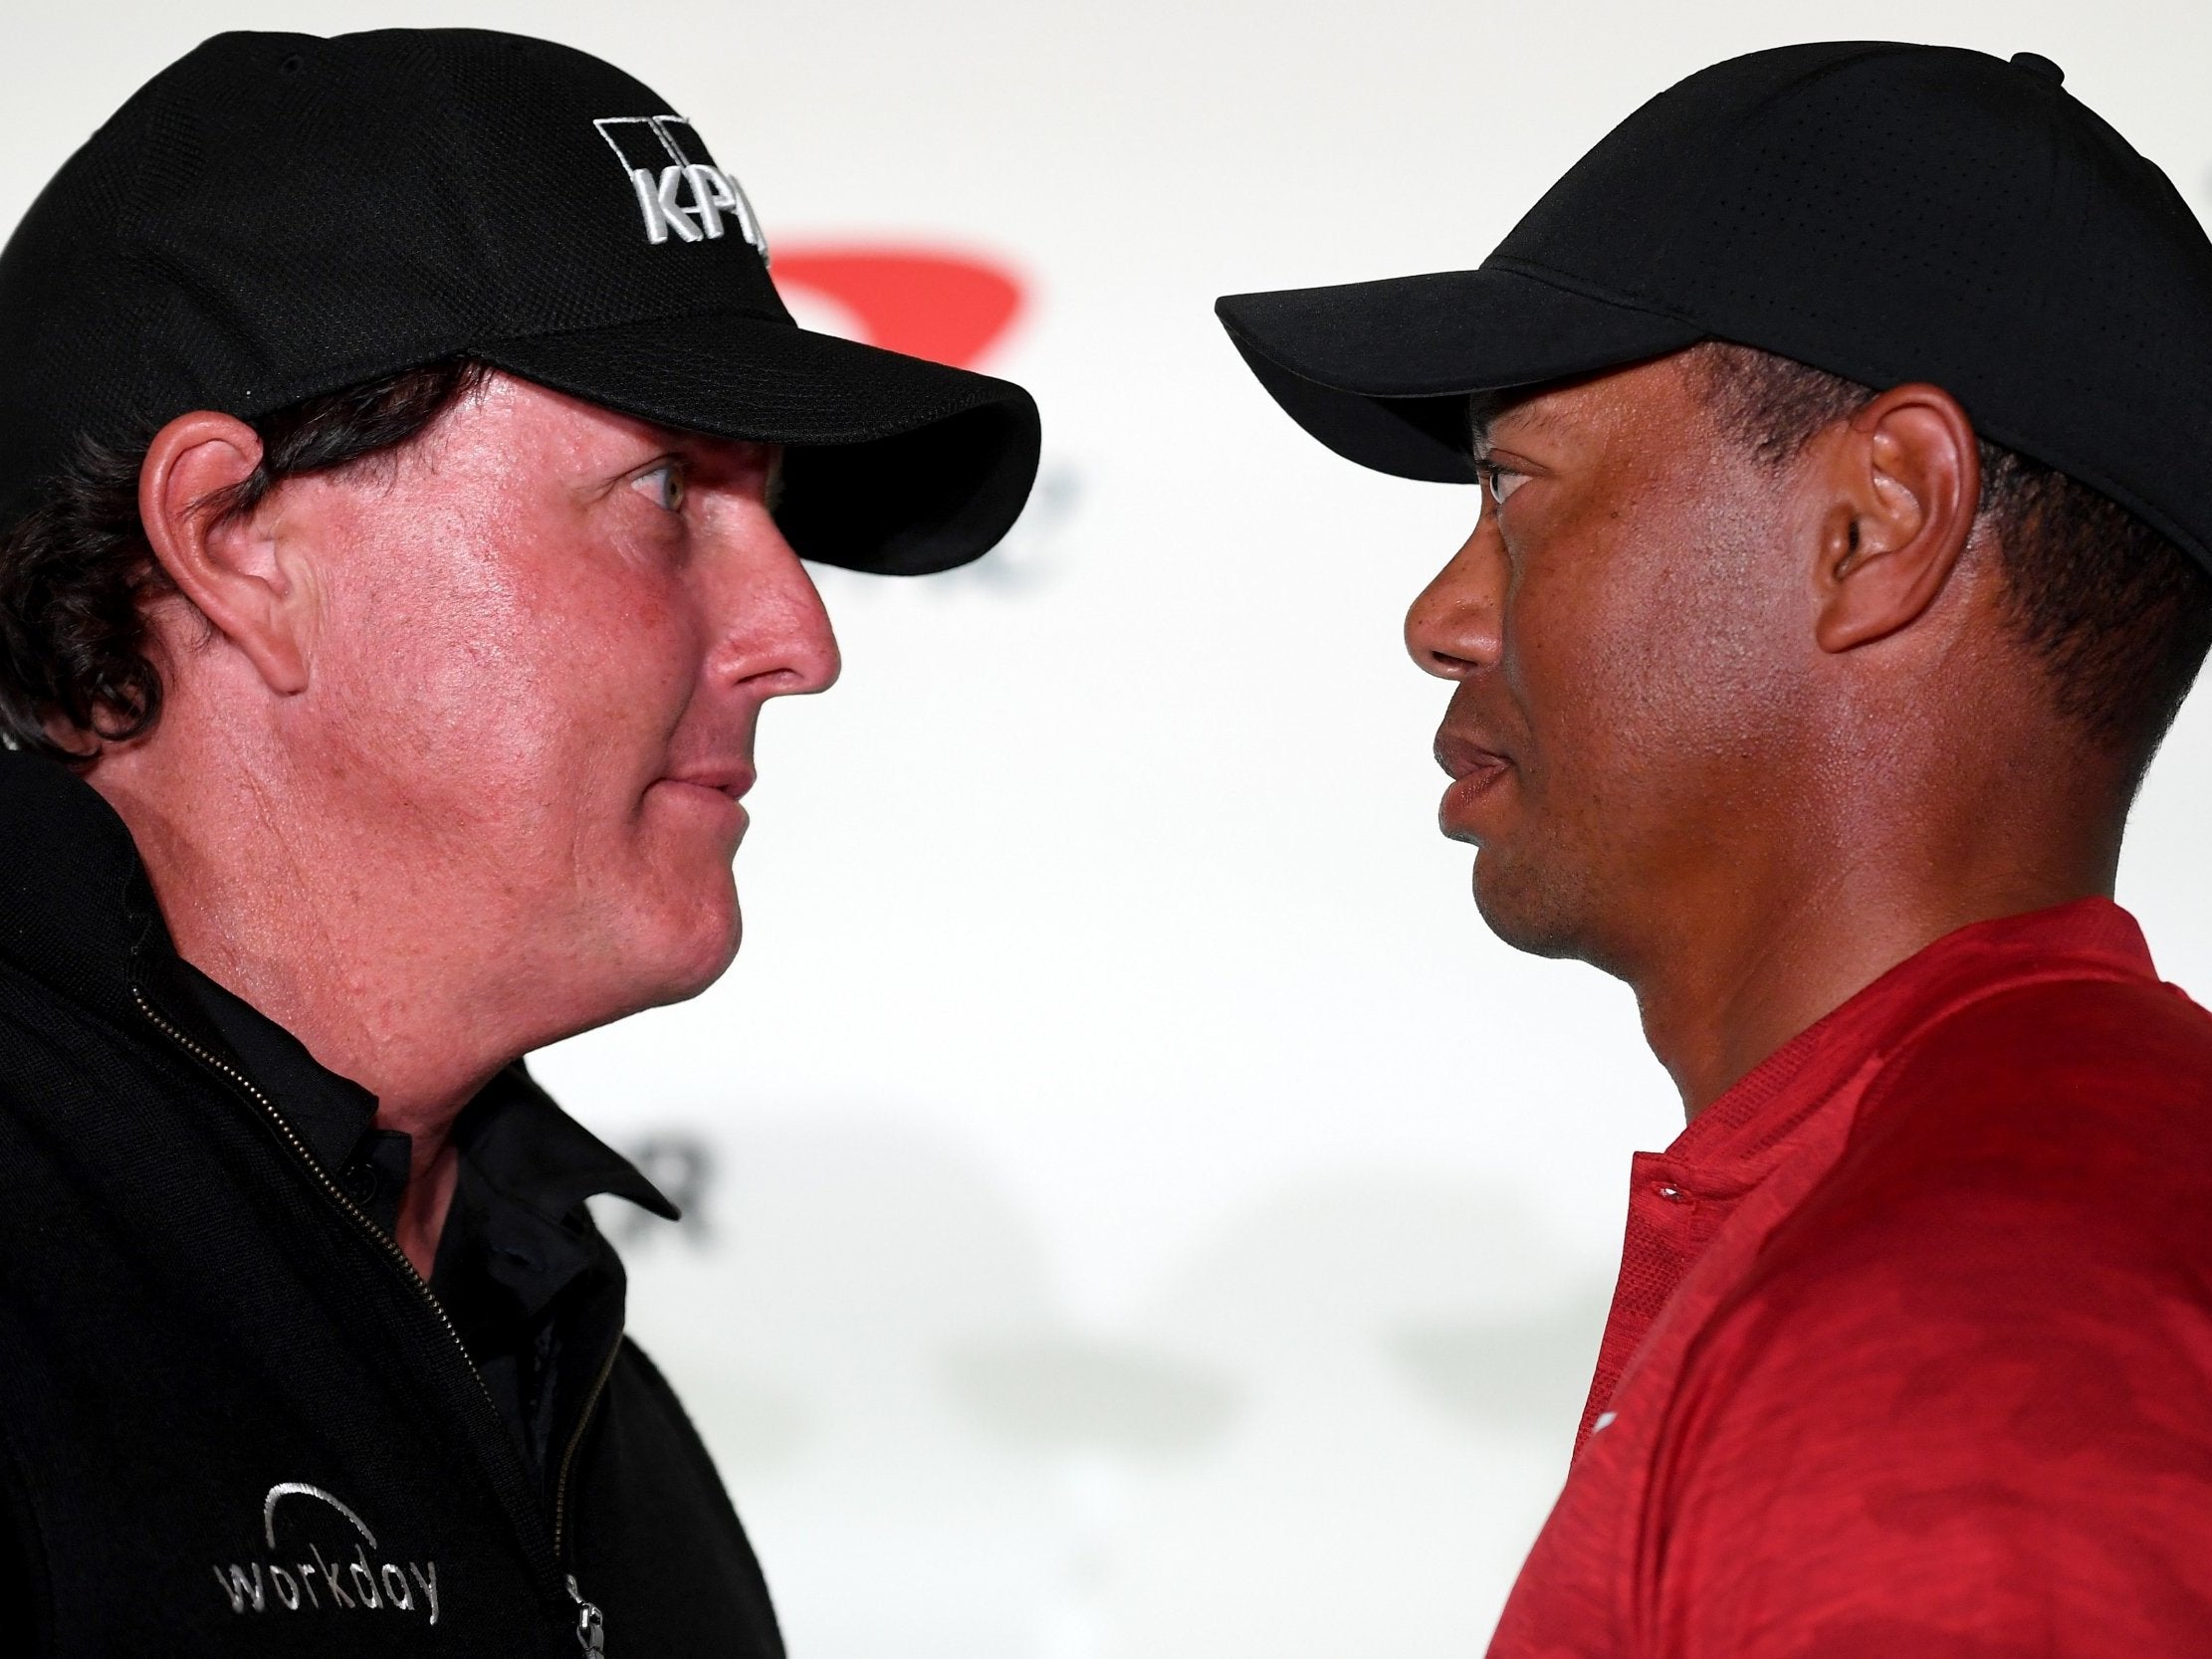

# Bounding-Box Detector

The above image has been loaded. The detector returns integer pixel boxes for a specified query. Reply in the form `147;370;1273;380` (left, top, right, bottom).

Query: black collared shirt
182;964;677;1490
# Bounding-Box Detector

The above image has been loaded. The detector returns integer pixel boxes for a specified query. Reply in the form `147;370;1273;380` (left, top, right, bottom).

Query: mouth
1433;730;1514;842
653;764;758;840
661;763;758;802
1434;732;1510;783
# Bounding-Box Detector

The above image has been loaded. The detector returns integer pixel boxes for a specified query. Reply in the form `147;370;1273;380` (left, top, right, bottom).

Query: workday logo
211;1482;441;1625
594;114;767;254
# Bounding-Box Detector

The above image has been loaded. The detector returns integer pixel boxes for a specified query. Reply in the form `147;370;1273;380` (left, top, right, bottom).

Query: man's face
1403;354;1810;975
269;372;839;1032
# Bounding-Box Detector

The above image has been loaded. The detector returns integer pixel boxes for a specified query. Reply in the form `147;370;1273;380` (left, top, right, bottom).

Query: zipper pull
565;1573;606;1655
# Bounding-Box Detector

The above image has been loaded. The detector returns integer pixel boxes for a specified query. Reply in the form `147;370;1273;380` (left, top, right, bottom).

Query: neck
90;727;520;1275
1630;743;2128;1120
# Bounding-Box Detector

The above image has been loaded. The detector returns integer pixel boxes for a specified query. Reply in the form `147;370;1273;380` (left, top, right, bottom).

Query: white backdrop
7;3;2211;1652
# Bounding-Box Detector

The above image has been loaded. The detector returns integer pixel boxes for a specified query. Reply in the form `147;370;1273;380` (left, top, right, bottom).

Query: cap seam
1478;255;1708;332
474;297;791;354
432;33;517;311
474;330;1023;446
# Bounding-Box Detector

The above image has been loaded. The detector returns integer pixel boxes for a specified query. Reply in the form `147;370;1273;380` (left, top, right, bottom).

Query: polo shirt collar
439;1066;677;1324
177;957;678;1312
1575;896;2158;1450
1673;896;2156;1181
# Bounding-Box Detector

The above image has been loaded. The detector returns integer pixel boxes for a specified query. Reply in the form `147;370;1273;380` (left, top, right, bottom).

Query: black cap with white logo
0;29;1040;574
1217;42;2212;574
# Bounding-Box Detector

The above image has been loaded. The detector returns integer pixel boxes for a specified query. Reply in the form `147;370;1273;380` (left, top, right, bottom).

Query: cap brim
1216;267;1703;482
482;311;1040;575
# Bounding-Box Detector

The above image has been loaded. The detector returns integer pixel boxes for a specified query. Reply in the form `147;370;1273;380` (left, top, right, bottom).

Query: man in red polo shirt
1218;42;2212;1655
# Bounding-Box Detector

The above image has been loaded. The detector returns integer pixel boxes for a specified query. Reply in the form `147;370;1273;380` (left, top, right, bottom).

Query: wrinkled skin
92;371;840;1267
259;374;837;1017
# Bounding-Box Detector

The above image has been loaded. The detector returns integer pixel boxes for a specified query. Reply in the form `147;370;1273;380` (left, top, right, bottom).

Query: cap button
2010;51;2065;86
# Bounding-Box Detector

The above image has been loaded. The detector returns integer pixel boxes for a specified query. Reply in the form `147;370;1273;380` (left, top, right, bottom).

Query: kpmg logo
593;114;767;255
211;1483;440;1625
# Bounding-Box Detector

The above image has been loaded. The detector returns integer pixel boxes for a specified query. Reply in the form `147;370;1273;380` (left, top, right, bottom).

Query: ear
137;411;313;696
1806;383;1980;654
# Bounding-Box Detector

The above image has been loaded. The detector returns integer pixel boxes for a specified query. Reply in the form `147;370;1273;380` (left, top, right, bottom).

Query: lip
1434;730;1514;840
661;764;757;801
1434;732;1510;783
653;767;757;840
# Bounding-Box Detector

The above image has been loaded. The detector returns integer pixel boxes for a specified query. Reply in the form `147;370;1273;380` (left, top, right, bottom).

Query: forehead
446;371;776;472
1472;355;1704;458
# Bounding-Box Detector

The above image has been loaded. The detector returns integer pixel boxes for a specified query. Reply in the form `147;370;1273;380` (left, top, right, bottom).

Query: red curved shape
773;247;1023;369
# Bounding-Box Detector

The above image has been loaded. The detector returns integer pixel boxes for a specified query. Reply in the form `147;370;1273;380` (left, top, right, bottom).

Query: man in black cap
0;29;1036;1656
1221;43;2212;1655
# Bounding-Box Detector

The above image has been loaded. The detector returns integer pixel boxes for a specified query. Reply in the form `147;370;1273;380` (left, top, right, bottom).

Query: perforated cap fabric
1217;42;2212;575
0;29;1040;574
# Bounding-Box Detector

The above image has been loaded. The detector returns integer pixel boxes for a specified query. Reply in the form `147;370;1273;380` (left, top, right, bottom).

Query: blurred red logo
773;247;1024;370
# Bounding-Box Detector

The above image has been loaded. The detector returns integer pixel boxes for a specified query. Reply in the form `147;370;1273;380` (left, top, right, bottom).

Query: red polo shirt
1488;900;2212;1657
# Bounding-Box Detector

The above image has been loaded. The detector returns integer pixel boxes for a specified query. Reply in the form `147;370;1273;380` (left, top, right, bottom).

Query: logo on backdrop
767;245;1079;589
211;1482;441;1625
771;247;1022;369
592;114;767;255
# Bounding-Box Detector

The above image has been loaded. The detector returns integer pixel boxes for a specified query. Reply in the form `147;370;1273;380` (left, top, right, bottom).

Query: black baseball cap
1217;42;2212;574
0;29;1040;575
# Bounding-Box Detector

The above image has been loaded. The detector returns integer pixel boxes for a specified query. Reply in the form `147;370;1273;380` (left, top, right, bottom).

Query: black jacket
0;750;782;1656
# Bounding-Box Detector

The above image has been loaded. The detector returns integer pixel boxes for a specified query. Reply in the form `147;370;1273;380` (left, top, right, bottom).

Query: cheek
310;496;701;836
1506;502;1789;807
1500;530;1667;772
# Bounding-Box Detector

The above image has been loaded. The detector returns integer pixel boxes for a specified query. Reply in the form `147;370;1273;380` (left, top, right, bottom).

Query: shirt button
1653;1181;1689;1204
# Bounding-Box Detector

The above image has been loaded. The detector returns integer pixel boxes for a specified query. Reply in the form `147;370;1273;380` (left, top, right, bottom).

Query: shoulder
593;1338;751;1533
1868;968;2212;1147
576;1341;784;1656
1770;971;2212;1296
1667;966;2212;1444
609;1337;690;1417
1643;976;2212;1653
1696;972;2212;1386
1664;967;2212;1510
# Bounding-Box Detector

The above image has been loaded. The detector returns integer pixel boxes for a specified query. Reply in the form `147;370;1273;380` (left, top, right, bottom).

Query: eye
632;460;687;514
1476;460;1528;508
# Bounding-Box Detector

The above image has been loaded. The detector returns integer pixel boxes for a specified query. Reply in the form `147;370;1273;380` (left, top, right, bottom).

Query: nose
707;521;843;701
1405;519;1504;680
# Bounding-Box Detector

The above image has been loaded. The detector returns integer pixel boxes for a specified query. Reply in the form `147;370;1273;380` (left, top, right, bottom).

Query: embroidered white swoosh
263;1483;378;1551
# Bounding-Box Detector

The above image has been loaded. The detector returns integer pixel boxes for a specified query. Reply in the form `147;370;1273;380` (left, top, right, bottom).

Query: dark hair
1686;340;2212;772
0;357;489;762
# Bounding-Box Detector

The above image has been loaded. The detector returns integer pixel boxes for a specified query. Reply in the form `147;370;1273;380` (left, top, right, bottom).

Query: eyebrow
1470;389;1557;459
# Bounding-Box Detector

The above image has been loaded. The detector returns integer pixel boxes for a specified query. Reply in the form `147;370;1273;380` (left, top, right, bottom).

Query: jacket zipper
553;1332;622;1558
132;987;495;1408
566;1572;608;1655
134;985;607;1648
552;1329;623;1651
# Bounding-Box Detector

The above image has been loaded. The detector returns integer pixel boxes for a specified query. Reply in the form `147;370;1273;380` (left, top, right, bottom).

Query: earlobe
138;412;313;697
1810;384;1980;655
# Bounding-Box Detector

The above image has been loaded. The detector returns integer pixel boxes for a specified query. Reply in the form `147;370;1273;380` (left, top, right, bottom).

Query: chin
1470;848;1590;963
624;884;744;1009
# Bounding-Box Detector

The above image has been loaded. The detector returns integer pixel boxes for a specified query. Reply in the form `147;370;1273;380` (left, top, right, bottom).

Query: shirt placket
1576;1151;1729;1449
